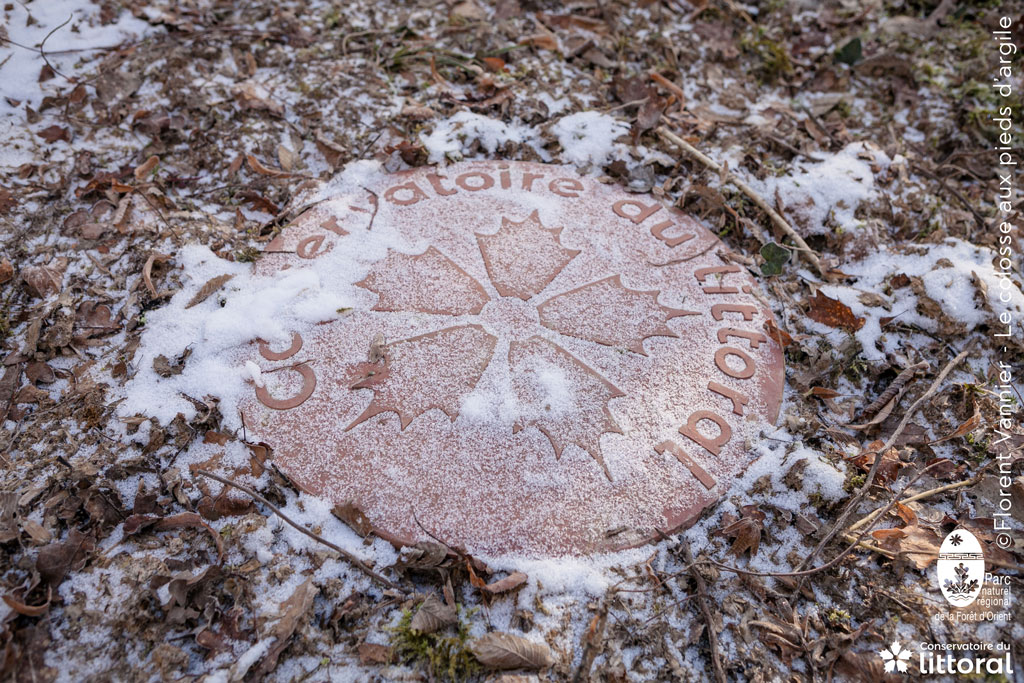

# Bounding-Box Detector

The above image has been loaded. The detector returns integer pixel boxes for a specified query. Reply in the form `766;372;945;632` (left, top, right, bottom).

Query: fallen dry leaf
185;274;234;309
254;577;319;677
21;260;67;298
134;154;159;181
481;571;528;596
123;512;224;562
357;642;394;665
331;501;374;537
247;154;285;177
930;405;981;445
719;504;766;557
806;291;865;331
410;593;457;634
37;125;70;143
470;632;555;670
871;523;941;569
36;529;96;587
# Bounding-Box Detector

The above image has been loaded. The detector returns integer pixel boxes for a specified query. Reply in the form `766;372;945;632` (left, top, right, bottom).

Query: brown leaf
134;154;159;181
872;523;941;569
2;588;50;617
930;406;981;445
0;190;14;216
36;529;96;587
398;541;450;570
142;251;170;298
315;130;346;168
331;501;374;537
185;274;234;309
247;154;285;177
482;571;528;596
410;593;457;634
37;125;70;143
254;577;319;677
358;642;394;665
851;442;904;484
470;632;555;670
763;319;793;347
719;504;766;557
21;261;67;298
25;362;55;384
520;33;560;51
806;291;865;331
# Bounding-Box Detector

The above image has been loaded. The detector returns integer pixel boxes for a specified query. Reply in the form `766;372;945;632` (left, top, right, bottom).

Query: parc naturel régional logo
936;529;984;607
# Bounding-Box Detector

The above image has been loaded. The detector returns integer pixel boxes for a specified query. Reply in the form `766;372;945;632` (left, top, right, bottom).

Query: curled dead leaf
134;155;159;181
481;571;528;596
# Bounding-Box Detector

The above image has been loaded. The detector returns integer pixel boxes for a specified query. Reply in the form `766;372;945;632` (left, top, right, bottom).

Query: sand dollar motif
241;161;784;557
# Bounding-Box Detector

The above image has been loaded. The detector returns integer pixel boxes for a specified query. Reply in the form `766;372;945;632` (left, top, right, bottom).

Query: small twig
680;546;727;683
656;126;829;280
194;469;401;590
847;476;981;534
37;14;74;81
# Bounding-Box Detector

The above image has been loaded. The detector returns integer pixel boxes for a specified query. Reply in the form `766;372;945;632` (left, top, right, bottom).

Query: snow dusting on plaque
227;162;784;556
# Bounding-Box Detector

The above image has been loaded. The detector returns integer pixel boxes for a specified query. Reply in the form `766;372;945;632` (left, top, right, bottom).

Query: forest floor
1;0;1023;681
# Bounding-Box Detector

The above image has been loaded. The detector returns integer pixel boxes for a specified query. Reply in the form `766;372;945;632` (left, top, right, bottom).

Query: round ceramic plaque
241;161;784;556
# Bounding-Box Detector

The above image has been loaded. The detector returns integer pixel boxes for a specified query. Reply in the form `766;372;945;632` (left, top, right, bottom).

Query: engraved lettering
715;347;755;379
296;234;330;259
695;265;742;282
650;219;695;248
708;380;748;415
711;303;757;321
321;216;348;236
499;164;511;189
612;199;662;224
655;440;717;489
258;332;303;361
679;410;732;456
456;171;494;192
384;181;429;205
256;363;317;410
426;173;457;196
521;172;544;191
717;328;767;349
549;177;584;198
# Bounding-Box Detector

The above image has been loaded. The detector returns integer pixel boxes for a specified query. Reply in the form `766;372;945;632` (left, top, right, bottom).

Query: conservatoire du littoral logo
879;641;913;674
936;528;985;606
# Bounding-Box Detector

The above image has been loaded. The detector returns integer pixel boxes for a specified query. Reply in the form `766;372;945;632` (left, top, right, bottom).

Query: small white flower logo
878;640;912;673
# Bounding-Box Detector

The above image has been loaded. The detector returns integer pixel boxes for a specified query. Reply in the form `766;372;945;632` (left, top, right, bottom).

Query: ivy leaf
759;242;791;277
835;37;862;65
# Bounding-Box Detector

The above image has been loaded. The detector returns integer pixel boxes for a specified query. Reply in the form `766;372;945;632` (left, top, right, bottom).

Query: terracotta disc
241;161;784;557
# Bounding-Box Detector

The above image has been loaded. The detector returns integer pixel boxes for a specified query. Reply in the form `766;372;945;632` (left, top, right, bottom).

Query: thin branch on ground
194;469;402;591
656;126;829;279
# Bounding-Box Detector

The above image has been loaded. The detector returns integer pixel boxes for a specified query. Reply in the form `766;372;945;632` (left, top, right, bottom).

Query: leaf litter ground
0;0;1023;681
